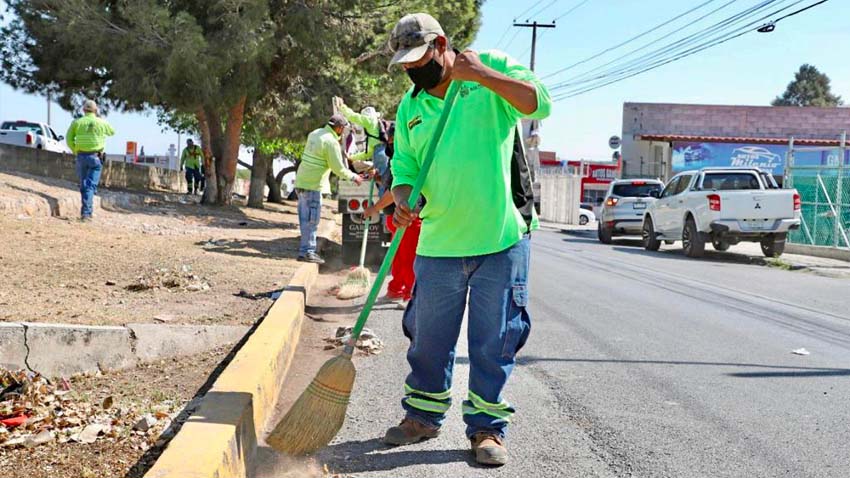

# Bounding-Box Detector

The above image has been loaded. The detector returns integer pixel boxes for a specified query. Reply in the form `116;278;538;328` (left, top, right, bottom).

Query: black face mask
406;56;444;90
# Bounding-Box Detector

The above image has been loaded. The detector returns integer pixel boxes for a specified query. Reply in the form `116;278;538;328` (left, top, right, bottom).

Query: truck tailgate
718;190;795;220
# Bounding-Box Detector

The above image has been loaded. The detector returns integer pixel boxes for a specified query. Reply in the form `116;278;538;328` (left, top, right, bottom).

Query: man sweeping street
66;100;115;222
294;114;364;264
180;138;204;195
384;13;551;466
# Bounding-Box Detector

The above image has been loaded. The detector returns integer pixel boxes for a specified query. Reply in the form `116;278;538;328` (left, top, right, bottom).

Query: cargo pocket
308;198;321;226
501;284;531;359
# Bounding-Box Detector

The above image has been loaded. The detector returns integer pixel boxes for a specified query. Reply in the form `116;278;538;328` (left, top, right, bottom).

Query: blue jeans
297;189;322;256
185;167;203;193
401;236;531;438
75;153;103;218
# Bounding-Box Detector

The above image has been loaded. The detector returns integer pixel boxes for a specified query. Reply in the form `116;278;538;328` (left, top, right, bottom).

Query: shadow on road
510;356;850;378
318;438;478;474
611;245;767;266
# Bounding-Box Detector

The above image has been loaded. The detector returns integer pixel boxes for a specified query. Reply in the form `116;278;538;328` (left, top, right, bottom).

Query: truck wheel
579;214;589;226
598;223;613;244
761;235;786;258
682;218;705;258
712;239;730;251
642;217;661;251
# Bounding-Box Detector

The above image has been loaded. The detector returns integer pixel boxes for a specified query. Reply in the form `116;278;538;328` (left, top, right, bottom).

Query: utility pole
47;91;52;125
512;21;556;72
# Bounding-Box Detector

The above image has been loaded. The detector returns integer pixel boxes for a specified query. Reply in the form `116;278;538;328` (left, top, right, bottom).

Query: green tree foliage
772;64;843;107
1;1;483;206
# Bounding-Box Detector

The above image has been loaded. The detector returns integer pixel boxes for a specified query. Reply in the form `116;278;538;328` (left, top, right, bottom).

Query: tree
772;64;843;107
1;1;483;206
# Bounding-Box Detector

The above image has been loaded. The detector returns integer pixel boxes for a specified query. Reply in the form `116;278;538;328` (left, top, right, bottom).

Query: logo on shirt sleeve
407;115;423;130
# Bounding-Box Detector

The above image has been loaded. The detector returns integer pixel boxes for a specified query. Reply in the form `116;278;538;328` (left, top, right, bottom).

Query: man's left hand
452;50;488;83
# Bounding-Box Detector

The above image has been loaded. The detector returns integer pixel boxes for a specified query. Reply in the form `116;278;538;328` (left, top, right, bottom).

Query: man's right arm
390;101;420;227
66;121;77;154
326;138;361;184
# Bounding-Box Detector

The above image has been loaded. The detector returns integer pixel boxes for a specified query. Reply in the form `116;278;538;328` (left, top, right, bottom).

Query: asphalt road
259;227;850;478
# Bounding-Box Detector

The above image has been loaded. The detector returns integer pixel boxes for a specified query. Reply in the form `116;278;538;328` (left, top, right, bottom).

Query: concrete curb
786;243;850;263
0;322;248;376
142;263;318;478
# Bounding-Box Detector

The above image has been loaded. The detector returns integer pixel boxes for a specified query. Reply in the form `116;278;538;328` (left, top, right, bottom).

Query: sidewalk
539;220;850;279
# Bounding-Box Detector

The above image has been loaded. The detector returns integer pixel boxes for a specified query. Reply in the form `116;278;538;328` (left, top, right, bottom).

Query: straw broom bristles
336;267;371;300
267;353;356;455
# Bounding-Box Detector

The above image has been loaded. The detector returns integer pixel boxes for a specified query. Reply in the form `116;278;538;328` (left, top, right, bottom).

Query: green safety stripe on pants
468;391;511;411
404;383;452;401
404;396;451;414
461;403;513;422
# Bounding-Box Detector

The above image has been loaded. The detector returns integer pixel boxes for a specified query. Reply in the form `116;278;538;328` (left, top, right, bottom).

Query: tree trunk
196;108;217;205
265;162;282;203
216;95;246;206
248;148;268;208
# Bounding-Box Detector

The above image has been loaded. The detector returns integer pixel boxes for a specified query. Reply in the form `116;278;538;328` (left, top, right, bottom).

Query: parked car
598;179;665;243
0;120;72;154
641;167;800;258
579;207;596;226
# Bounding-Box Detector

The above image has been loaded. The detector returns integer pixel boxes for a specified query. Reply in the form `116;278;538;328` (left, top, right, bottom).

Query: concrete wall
621;103;850;181
0;143;186;192
539;173;582;224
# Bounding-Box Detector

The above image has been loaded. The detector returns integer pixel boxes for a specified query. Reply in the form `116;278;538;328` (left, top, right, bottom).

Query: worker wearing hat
294;114;364;264
382;13;551;466
66;100;115;222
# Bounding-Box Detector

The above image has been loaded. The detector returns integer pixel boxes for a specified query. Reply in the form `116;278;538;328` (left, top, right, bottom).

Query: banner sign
672;142;849;175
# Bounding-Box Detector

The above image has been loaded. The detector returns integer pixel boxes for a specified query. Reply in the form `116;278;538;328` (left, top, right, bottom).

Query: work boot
80;216;92;223
297;252;325;265
471;432;508;466
383;418;440;446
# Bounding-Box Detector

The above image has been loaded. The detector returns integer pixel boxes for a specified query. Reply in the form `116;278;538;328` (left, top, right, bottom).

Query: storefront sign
672;142;850;175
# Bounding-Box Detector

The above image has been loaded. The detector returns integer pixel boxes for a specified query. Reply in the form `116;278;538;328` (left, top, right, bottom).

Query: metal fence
784;134;850;248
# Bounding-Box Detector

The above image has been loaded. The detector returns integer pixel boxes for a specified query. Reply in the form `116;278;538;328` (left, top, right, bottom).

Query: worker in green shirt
294;114;364;264
382;13;551;466
334;97;382;172
180;139;204;195
66;99;115;221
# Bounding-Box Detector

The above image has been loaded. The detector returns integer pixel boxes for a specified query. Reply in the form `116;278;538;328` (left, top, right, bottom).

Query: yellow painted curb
143;263;319;478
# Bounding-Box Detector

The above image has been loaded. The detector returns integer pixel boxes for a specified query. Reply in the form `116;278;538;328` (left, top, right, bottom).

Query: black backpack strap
510;123;535;237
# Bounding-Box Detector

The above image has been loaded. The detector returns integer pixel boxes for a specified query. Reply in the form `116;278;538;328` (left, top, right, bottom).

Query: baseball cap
388;13;445;69
83;100;98;112
328;114;349;129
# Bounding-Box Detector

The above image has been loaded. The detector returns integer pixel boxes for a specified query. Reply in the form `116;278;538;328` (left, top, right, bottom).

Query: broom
336;178;376;299
267;82;461;455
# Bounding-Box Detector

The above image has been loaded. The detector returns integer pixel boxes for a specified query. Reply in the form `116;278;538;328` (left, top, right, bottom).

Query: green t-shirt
181;145;203;169
295;125;358;193
66;113;115;154
391;50;551;257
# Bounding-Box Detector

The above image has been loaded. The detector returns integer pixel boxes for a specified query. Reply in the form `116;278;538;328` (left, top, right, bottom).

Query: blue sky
1;0;847;160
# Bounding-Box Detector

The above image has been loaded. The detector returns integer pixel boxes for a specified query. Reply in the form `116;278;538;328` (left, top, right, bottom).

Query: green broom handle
345;82;460;352
358;178;376;267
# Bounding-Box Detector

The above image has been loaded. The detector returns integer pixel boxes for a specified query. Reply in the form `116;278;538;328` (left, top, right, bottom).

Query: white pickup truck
0;120;72;154
642;167;801;258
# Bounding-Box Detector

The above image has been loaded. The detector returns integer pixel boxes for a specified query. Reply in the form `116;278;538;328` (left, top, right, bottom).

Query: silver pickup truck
642;167;800;258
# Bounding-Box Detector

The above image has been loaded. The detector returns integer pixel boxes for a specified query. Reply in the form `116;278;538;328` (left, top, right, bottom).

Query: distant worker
334;97;382;173
181;139;204;195
294;114;364;264
65;100;115;222
362;124;419;307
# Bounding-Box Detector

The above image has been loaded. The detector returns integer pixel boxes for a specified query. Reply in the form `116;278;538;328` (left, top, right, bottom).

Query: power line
541;0;726;81
549;0;787;91
551;0;800;96
552;0;594;22
551;0;829;101
527;0;560;21
515;0;548;21
546;0;743;87
500;27;524;52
